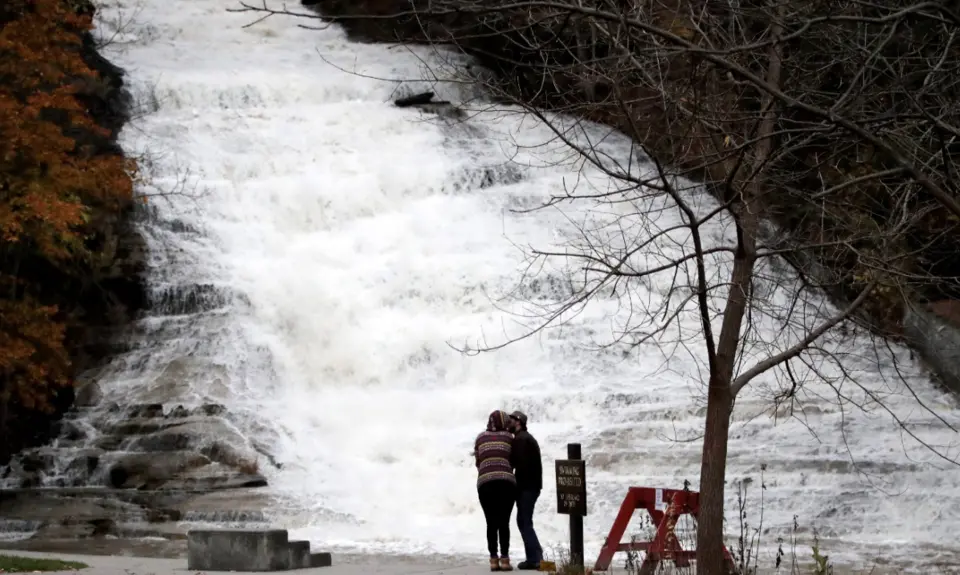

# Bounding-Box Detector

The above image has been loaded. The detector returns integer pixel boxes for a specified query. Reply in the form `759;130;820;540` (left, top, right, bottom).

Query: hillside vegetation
0;0;144;464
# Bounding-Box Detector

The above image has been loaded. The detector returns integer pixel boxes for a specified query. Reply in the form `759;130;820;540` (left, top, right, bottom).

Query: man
509;410;543;570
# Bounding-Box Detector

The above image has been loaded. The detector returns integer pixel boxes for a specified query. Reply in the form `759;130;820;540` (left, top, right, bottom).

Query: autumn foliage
0;0;135;435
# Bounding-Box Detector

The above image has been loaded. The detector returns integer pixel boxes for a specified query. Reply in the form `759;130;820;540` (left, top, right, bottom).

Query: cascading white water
91;0;960;570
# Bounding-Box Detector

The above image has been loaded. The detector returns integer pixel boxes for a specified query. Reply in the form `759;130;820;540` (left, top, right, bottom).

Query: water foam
92;0;960;569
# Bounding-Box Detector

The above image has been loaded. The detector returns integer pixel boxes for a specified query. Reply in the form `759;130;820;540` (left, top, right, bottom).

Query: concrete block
310;552;333;568
288;540;311;570
187;528;291;571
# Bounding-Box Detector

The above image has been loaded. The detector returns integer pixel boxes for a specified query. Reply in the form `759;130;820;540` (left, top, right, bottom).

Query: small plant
733;465;767;575
546;542;587;575
809;532;832;575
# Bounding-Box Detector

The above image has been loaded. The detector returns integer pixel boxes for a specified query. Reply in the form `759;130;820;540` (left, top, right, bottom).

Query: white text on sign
557;476;583;487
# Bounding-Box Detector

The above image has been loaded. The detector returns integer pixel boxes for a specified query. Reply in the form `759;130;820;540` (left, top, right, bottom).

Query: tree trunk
696;376;734;574
696;215;757;574
696;6;780;571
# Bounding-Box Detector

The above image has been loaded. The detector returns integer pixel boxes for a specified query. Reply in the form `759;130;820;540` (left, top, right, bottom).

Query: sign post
556;443;587;570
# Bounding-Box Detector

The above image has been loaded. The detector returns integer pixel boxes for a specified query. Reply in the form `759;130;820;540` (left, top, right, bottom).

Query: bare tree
232;0;960;572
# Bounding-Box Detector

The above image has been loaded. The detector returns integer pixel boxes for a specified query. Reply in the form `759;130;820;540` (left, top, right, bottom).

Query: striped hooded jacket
474;410;517;488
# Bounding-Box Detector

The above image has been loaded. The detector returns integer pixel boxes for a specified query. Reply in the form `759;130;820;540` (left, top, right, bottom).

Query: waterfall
54;0;960;568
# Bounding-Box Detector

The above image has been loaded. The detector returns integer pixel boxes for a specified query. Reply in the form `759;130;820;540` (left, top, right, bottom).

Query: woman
475;409;518;571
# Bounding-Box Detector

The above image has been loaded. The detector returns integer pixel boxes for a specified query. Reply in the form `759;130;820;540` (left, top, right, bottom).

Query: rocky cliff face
2;400;267;491
67;10;148;376
0;401;273;552
1;4;282;546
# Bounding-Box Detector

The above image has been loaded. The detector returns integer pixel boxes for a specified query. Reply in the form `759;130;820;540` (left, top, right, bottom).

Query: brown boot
499;558;513;571
490;558;501;572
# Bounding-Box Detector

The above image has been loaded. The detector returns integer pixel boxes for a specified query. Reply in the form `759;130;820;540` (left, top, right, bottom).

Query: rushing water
88;0;960;570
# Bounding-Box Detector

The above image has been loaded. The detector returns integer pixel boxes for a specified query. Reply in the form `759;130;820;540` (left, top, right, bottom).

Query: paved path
0;550;491;575
1;548;936;574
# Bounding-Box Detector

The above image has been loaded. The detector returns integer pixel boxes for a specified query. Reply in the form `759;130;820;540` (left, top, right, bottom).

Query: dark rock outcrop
393;90;463;120
0;486;276;554
2;402;267;491
67;3;147;372
0;402;273;552
394;91;437;107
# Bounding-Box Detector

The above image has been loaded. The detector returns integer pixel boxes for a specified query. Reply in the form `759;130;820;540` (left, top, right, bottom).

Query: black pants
478;480;517;558
516;489;543;562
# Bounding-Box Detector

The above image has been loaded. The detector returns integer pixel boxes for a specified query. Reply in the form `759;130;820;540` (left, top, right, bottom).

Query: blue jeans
516;489;543;563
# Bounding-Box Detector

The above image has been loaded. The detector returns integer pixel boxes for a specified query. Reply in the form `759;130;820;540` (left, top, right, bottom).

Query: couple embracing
474;410;543;572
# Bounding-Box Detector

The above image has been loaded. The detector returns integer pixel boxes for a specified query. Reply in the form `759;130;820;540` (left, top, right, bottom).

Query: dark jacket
511;429;542;491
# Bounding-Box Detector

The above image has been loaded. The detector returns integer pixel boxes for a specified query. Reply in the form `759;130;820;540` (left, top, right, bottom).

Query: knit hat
487;410;510;432
510;411;528;427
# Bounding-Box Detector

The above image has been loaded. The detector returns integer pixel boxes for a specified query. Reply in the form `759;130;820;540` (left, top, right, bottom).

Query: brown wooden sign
555;459;587;516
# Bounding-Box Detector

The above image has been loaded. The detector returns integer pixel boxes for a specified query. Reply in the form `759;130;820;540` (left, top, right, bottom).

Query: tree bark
697;374;734;574
697;8;781;571
696;228;755;574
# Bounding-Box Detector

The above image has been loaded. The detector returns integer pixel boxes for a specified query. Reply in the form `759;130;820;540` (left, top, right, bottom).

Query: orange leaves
0;0;91;90
0;295;70;413
1;0;135;414
0;0;133;260
24;91;86;118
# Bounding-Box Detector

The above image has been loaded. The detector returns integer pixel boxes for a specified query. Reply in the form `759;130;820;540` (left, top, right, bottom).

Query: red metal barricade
593;487;736;574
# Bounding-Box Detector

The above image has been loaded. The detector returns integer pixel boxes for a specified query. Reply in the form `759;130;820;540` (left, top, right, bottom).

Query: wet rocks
76;402;263;490
167;404;191;418
126;403;165;418
0;491;148;525
55;420;90;442
162;462;269;491
0;486;276;552
192;403;227;416
74;381;103;407
392;90;463;119
104;451;212;489
63;451;101;478
0;400;276;552
394;91;436;107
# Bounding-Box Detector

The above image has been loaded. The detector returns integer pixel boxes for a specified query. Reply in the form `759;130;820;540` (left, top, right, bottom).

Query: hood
486;410;511;432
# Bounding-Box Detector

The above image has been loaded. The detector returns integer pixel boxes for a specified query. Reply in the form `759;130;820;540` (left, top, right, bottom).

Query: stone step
187;528;333;571
311;552;333;568
288;542;332;569
289;540;311;569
